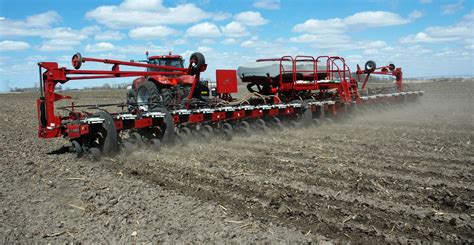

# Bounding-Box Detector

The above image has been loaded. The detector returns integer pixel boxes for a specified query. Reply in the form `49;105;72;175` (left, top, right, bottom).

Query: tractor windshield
148;58;184;71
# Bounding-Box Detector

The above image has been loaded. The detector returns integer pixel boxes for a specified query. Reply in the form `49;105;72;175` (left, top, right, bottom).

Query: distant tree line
7;77;472;93
9;82;130;92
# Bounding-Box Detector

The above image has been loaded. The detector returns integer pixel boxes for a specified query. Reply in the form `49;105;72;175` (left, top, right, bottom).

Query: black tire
239;120;250;129
201;131;212;143
159;87;173;109
71;140;83;158
289;121;299;128
90;147;101;161
122;141;136;154
255;119;268;133
313;118;321;126
221;123;233;134
271;117;281;124
202;124;214;135
222;129;233;141
270;117;284;129
178;127;193;138
175;134;187;147
126;87;136;111
136;81;160;110
151;107;175;145
130;132;144;148
238;121;251;135
302;99;313;127
71;53;83;70
388;63;395;71
149;138;161;152
365;60;377;73
136;81;173;110
178;85;192;100
189;52;206;75
92;111;118;156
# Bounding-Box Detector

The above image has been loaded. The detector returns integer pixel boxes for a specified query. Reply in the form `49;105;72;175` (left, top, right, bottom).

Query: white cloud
367;40;388;49
293;18;345;34
253;0;280;10
0;40;31;51
85;42;115;52
290;10;420;52
400;11;473;43
221;21;249;37
24;11;61;27
39;39;81;51
293;11;412;35
222;38;237;45
197;46;213;53
119;0;163;10
291;34;352;49
186;22;221;38
116;44;168;54
201;39;216;45
95;30;124;41
129;26;178;39
37;26;96;51
0;13;102;52
86;0;212;28
46;27;89;40
234;11;268;26
212;12;232;21
173;39;187;45
0;11;60;37
408;10;424;20
241;39;270;48
290;32;389;51
441;0;464;15
343;11;409;27
240;38;299;57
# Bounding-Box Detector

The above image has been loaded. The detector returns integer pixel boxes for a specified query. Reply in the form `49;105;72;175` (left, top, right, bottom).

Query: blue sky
0;0;473;91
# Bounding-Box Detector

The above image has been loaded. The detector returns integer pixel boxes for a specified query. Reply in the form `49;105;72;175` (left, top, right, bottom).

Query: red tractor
126;52;209;111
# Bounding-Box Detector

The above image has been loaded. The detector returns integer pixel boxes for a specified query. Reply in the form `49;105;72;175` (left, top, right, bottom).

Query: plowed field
1;80;473;243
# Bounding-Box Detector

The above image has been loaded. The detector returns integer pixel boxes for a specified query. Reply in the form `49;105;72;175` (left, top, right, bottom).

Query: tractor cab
147;55;184;71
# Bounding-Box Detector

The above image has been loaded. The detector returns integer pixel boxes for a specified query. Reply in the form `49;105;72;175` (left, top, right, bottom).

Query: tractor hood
148;74;196;85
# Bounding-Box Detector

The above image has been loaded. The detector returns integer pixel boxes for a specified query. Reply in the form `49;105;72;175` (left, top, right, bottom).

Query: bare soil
0;80;473;243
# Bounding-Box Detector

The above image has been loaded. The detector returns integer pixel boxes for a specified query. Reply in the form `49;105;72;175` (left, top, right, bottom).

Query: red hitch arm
356;62;404;92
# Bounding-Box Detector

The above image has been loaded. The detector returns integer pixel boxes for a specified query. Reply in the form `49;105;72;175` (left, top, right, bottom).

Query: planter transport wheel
365;60;376;72
71;53;83;70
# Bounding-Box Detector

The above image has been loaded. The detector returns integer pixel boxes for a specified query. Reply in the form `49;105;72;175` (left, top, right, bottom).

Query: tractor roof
149;55;183;59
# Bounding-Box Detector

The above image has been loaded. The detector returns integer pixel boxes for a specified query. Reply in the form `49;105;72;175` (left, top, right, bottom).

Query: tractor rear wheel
136;81;173;110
